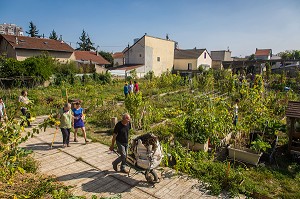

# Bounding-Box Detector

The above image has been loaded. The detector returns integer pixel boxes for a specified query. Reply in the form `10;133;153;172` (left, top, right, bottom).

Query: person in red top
133;81;139;93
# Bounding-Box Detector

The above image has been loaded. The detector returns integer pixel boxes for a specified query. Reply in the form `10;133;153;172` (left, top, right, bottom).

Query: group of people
57;101;88;148
124;81;139;97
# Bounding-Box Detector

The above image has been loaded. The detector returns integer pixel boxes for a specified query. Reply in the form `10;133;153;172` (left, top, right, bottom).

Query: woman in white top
0;98;6;122
19;90;31;126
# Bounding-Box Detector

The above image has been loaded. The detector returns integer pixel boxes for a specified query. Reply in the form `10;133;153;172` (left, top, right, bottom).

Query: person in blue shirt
124;83;129;98
72;101;89;144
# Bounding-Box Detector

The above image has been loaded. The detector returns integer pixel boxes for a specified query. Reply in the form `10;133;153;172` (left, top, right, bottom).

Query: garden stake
50;127;58;149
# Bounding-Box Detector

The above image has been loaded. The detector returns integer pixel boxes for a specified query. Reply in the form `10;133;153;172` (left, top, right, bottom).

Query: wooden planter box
220;132;233;146
181;139;209;152
193;140;209;152
228;146;262;166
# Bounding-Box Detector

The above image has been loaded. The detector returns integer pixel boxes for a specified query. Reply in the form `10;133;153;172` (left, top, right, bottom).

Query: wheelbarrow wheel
145;169;159;183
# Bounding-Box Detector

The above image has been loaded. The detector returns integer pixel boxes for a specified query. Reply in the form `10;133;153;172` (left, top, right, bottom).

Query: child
124;83;129;98
58;103;73;148
72;101;88;144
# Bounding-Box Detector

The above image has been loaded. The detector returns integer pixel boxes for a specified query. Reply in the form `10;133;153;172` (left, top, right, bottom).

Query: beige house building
112;52;125;66
72;51;110;73
121;34;175;77
0;34;73;62
174;48;212;71
211;50;233;69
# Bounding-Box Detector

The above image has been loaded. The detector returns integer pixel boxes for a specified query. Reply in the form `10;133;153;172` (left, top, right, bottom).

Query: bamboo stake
50;127;58;149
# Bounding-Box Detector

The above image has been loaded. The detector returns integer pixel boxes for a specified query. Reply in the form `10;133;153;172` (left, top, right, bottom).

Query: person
18;90;31;127
124;83;129;98
0;98;7;122
133;81;139;94
72;101;89;144
233;99;239;126
128;81;134;94
109;113;131;173
58;103;73;148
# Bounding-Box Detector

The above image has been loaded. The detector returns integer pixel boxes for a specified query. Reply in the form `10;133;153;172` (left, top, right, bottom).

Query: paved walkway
20;116;230;199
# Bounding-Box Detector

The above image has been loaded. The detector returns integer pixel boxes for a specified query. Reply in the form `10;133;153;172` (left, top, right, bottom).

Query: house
72;51;110;73
210;50;233;69
120;34;175;77
0;23;23;36
254;48;272;60
0;34;73;61
173;48;212;72
112;52;125;66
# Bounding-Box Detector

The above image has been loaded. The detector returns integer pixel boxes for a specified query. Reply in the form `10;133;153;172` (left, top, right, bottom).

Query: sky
1;0;300;57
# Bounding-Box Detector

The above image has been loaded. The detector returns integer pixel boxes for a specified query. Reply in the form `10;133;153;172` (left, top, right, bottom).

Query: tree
248;54;255;61
26;21;39;37
98;51;113;67
49;29;58;40
76;29;95;51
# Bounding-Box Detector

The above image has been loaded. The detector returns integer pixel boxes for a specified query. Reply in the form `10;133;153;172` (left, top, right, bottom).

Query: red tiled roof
112;52;124;59
255;49;272;56
73;51;110;65
108;64;143;71
0;34;74;52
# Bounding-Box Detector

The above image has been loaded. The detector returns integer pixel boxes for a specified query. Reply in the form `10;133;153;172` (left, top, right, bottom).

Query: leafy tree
248;54;255;61
76;29;95;51
49;29;58;40
278;50;300;60
98;51;113;67
26;21;39;37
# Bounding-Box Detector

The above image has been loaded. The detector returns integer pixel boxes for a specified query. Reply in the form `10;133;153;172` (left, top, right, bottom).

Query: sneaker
112;161;118;172
67;144;71;147
74;139;78;142
85;140;89;144
120;168;129;174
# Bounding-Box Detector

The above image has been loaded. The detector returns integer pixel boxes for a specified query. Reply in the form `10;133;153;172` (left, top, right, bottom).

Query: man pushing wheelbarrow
109;113;162;183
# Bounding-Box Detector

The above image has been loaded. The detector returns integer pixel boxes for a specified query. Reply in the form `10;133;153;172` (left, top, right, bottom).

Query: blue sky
1;0;299;57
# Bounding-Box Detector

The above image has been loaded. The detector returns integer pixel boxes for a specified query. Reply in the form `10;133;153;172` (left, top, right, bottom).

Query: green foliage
144;70;155;81
49;29;58;40
250;139;271;153
98;51;113;67
26;21;39;37
129;69;137;79
125;92;143;129
76;29;96;51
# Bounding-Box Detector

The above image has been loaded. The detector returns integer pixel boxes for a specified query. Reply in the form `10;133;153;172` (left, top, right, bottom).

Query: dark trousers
21;108;30;126
61;128;70;145
113;141;128;170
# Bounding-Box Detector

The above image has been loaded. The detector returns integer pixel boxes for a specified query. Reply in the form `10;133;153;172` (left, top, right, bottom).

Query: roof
0;34;74;52
286;101;300;118
108;64;143;71
124;34;175;53
73;51;110;65
112;52;124;59
255;49;272;56
174;49;206;59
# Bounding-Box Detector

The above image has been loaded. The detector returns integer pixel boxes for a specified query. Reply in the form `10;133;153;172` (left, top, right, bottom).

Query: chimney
15;37;19;45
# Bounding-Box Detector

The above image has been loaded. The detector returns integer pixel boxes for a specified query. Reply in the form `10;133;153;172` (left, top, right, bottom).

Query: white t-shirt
0;102;5;116
128;84;134;93
234;103;238;116
19;96;29;104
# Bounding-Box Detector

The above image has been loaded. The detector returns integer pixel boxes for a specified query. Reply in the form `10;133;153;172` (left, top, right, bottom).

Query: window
157;57;160;62
204;52;207;59
188;63;192;70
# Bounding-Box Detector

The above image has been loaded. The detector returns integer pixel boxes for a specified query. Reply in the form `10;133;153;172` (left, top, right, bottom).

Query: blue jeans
113;141;128;170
